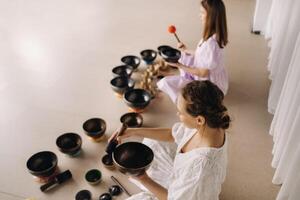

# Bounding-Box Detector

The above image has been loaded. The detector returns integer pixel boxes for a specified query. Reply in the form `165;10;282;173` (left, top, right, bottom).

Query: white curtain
270;32;300;200
252;0;272;34
266;0;300;113
253;0;300;199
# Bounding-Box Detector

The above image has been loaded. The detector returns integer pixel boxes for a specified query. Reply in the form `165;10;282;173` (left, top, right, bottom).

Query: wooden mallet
168;25;181;43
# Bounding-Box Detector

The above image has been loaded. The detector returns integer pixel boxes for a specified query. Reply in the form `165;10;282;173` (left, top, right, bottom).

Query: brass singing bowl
112;142;154;176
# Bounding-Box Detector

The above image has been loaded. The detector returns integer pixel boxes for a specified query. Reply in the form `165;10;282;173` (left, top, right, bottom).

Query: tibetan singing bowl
123;89;151;111
161;48;181;63
140;49;157;64
112;65;134;77
157;45;173;56
112;142;154;176
101;154;114;169
120;112;143;128
121;55;141;70
85;169;102;185
110;76;135;95
83;118;106;140
26;151;58;177
56;133;82;156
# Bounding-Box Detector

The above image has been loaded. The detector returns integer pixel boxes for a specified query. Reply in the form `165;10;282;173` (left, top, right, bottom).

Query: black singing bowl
157;45;173;56
112;142;154;176
56;133;82;156
112;65;134;77
26;151;58;177
99;193;112;200
123;89;151;110
101;154;114;169
161;48;181;63
83;118;106;139
140;49;157;64
120;112;143;128
110;76;135;95
121;55;141;70
75;190;92;200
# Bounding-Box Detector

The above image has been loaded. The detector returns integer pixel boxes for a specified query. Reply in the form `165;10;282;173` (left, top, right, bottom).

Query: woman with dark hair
157;0;229;103
110;80;230;200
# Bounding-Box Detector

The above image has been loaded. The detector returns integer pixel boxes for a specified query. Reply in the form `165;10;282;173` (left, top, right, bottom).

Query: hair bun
220;115;230;129
182;80;231;129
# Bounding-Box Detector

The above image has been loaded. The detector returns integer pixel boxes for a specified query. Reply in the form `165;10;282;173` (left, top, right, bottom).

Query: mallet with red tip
168;25;181;43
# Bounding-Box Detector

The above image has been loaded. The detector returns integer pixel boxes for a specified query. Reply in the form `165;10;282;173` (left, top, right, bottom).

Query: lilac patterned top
178;35;228;94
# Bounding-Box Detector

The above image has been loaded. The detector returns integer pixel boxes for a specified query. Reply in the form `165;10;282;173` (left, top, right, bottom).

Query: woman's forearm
180;65;209;77
139;175;168;200
127;128;174;142
183;49;195;55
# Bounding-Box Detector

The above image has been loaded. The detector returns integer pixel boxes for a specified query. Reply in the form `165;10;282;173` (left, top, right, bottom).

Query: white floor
0;0;279;199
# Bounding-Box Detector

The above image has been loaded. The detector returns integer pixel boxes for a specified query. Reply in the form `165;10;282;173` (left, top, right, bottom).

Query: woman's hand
108;129;133;144
177;42;187;50
177;42;194;55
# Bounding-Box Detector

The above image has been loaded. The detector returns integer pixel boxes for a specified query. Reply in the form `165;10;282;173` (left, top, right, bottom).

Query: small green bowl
85;169;102;185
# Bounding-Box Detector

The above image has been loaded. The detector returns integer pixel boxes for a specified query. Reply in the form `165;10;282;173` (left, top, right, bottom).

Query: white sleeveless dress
126;122;228;200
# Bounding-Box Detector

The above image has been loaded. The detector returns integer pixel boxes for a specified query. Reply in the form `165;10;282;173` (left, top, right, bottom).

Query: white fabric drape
270;32;300;200
253;0;300;199
266;0;300;113
264;0;279;39
252;0;272;34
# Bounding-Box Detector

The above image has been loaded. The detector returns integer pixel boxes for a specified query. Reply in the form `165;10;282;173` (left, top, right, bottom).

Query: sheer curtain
270;32;300;199
253;0;300;199
266;0;299;113
252;0;272;34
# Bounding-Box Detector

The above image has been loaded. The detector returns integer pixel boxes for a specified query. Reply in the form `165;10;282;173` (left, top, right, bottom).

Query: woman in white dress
157;0;229;103
110;80;231;200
